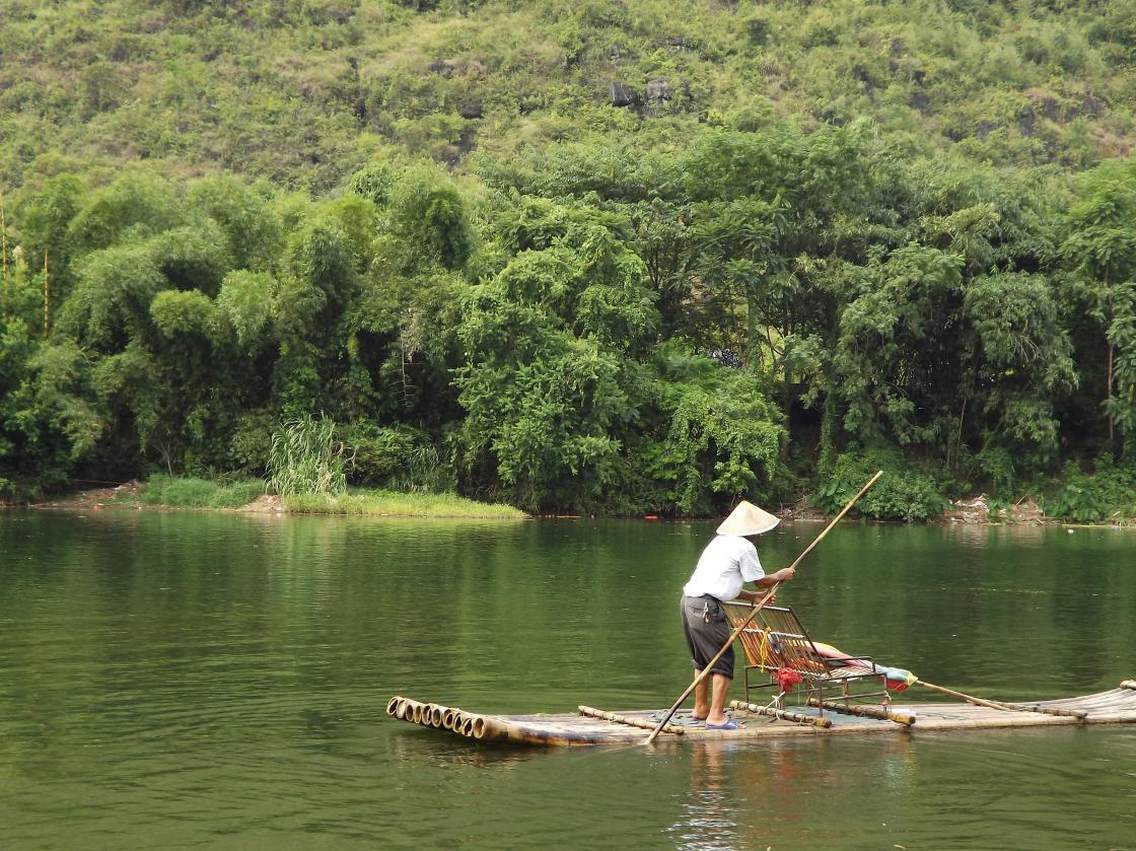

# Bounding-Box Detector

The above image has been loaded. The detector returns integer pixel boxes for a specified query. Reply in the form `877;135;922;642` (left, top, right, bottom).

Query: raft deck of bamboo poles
387;681;1136;746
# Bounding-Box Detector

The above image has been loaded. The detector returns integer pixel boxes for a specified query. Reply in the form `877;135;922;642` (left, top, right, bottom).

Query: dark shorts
680;594;734;679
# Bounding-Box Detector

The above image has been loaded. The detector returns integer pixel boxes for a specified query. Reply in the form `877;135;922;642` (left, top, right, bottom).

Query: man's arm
736;567;796;603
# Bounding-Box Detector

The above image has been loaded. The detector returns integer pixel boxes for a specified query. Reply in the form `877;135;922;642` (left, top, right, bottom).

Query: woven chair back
721;602;829;675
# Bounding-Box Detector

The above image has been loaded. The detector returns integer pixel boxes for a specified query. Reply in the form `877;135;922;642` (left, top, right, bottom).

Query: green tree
455;198;656;510
649;342;785;514
1061;160;1136;457
962;272;1076;470
387;166;474;272
273;221;359;415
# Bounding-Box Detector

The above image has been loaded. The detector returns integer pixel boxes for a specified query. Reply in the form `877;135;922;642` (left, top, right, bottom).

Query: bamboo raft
387;681;1136;746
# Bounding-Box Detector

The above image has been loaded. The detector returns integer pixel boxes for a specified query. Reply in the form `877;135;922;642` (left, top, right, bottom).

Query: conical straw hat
716;500;780;536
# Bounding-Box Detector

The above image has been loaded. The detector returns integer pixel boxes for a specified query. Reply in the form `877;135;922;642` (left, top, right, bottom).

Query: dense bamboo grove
2;1;1136;518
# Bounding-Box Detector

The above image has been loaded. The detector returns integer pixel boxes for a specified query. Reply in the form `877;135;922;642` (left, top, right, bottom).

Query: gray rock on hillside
609;81;638;107
646;79;672;102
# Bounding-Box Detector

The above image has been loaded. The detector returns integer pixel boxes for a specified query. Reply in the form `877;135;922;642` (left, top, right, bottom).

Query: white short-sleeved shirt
682;535;764;602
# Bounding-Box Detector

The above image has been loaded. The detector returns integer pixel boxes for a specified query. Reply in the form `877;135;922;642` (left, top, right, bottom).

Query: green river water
1;510;1133;850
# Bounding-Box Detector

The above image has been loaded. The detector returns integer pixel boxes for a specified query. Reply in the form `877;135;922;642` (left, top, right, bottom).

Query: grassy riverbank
15;469;1136;526
29;476;526;520
135;475;267;509
281;489;525;519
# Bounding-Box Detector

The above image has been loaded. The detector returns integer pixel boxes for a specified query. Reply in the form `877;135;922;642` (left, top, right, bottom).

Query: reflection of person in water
671;743;738;850
673;738;918;849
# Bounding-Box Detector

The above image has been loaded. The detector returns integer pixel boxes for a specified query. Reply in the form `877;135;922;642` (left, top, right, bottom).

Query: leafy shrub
1045;458;1136;522
267;415;347;496
217;271;277;347
662;383;784;514
974;445;1016;497
388;165;473;271
644;341;787;514
813;450;947;521
347;162;394;207
341;422;456;492
139;475;216;507
228;411;276;474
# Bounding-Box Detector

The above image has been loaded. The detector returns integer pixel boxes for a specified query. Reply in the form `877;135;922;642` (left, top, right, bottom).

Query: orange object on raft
810;641;918;691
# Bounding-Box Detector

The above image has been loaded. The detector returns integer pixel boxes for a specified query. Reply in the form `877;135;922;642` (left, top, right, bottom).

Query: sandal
705;719;740;731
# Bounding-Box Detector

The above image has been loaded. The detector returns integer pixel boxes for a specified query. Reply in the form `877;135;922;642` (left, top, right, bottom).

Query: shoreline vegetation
16;477;526;520
8;476;1134;528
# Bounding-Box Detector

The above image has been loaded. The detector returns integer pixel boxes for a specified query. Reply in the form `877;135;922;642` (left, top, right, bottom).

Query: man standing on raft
680;501;795;729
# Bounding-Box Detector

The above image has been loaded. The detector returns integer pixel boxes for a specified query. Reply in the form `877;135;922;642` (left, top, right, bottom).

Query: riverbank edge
11;480;527;521
6;479;1135;528
780;494;1136;529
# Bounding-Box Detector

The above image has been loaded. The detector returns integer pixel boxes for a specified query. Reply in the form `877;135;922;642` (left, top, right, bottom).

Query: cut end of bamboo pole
470;716;487;740
389;697;488;738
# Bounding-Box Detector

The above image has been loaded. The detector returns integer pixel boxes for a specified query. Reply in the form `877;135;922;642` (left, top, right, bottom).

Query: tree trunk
781;344;793;457
1107;340;1116;459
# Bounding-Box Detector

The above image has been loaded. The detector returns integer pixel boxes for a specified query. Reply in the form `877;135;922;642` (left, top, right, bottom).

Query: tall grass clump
282;488;526;519
267;415;348;496
138;475;265;508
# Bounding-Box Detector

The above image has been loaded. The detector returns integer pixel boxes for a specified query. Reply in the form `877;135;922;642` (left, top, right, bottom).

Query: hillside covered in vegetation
3;0;1136;520
4;0;1136;188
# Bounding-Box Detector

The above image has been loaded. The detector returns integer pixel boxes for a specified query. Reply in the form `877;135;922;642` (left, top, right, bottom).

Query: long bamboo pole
644;471;884;745
806;697;916;726
729;699;833;728
915;679;1087;720
579;706;685;735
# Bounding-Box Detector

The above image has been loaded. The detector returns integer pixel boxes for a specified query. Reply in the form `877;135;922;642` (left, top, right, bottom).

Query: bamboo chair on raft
721;601;896;712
